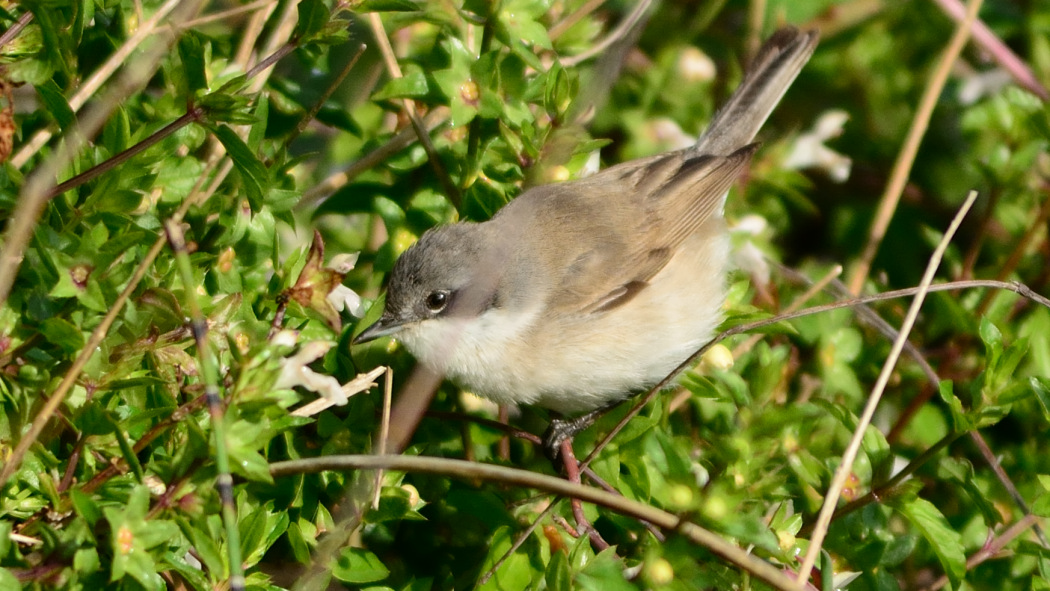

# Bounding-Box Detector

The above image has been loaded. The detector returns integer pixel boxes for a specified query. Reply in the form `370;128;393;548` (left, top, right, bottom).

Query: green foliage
1;1;1050;590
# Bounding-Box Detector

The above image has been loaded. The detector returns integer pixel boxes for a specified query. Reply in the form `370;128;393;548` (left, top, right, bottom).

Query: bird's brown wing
510;145;756;318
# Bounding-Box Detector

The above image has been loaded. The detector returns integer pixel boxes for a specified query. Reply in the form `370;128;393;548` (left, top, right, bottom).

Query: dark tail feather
695;27;819;155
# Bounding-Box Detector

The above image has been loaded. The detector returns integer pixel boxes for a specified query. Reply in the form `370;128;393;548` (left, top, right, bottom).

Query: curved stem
272;454;808;591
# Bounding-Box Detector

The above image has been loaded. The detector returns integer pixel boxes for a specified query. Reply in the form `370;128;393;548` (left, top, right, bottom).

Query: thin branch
271;454;808;591
800;432;960;535
298;107;450;208
165;220;246;591
181;0;280;29
0;11;33;50
81;393;209;493
245;42;297;80
0;0;201;309
286;44;368;146
549;0;605;41
479;498;559;584
373;367;393;509
978;185;1050;314
797;190;979;585
968;431;1048;546
929;0;1050;100
732;264;843;359
559;0;652;67
367;12;462;208
778;263;1047;548
45;107;206;201
847;0;984;294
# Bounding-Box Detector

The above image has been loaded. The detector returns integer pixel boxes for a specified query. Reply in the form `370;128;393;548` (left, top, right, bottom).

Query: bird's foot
541;403;617;465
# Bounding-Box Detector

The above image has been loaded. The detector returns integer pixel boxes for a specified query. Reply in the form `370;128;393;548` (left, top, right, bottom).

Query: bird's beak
353;312;405;344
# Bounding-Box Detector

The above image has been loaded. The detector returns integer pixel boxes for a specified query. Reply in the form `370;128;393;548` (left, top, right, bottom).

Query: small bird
356;28;818;447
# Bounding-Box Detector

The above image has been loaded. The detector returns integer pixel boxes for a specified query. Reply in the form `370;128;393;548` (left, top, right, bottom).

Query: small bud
445;125;468;143
218;247;235;273
702;495;728;520
460;79;480;105
701;343;734;371
644;557;674;586
145;475;167;496
667;484;694;509
841;472;861;502
116;526;134;555
777;529;796;551
401;484;421;508
546;165;571;183
70;264;91;289
234;332;250;354
677;47;716;83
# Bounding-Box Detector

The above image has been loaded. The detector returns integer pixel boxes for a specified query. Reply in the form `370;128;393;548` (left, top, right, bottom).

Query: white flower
730;214;771;287
275;340;348;405
579;149;601;178
327;284;364;317
732;240;771;287
649;117;696;151
271;329;299;349
784;110;852;183
733;214;768;236
327;252;359;274
957;68;1011;105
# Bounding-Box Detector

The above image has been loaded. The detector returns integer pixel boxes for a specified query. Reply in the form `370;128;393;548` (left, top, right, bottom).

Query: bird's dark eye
424;290;450;313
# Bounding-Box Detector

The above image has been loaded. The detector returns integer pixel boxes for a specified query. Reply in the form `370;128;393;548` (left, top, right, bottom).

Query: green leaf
70;488;102;527
35;80;74;130
545;549;571;591
577;547;635;591
937;457;1003;526
40;317;84;354
27;5;71;80
0;567;21;590
366;486;425;523
544;62;576;120
295;0;330;41
1032;377;1050;422
498;6;552;51
101;105;131;154
212;124;268;205
891;496;966;589
286;522;313;563
372;70;430;100
178;33;208;93
478;527;538;591
979;317;1003;359
937;380;973;433
248;94;269;151
105;486;177;589
1033;491;1050;518
227;444;275;483
331;547;390;584
73;547;101;575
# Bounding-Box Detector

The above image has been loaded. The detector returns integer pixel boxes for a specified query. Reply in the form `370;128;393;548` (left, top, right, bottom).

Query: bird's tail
695;28;819;155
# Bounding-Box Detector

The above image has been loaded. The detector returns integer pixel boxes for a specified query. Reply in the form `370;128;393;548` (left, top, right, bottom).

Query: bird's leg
559;439;610;551
541;401;621;464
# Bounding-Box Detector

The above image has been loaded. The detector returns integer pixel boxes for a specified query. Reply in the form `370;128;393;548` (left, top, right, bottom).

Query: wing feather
499;144;755;318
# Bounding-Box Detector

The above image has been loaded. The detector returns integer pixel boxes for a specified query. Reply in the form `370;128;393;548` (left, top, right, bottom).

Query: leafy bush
1;1;1049;590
